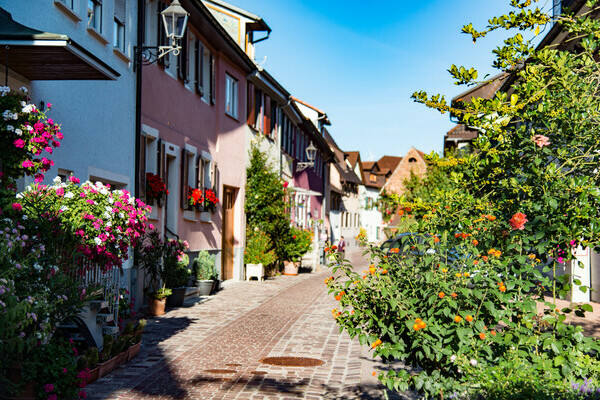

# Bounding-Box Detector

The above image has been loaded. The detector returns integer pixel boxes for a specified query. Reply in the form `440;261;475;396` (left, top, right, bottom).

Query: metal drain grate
259;356;325;367
203;369;237;374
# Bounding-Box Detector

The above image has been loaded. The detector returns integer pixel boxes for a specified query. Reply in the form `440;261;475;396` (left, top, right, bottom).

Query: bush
244;228;276;266
281;226;313;262
193;251;217;281
162;238;191;288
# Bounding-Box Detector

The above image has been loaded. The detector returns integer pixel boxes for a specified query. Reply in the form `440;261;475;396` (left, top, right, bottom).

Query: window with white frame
225;74;238;119
87;0;102;32
57;0;76;10
113;0;126;52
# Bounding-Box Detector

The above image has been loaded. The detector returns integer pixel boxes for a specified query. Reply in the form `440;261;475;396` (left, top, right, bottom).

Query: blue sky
229;0;538;161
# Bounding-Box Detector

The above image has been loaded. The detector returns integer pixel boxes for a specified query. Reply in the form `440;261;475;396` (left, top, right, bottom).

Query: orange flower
391;248;399;254
324;247;330;252
415;318;422;323
337;312;342;317
491;330;496;336
499;285;506;292
372;339;382;348
464;272;470;277
455;273;462;278
369;266;376;274
332;245;338;251
454;315;462;323
335;295;342;301
419;321;426;329
482;256;489;261
488;249;496;255
351;310;355;315
528;254;536;259
451;292;457;298
439;292;445;299
472;239;479;246
473;260;479;265
372;371;377;376
441;268;448;273
487;215;496;221
461;233;468;239
398;209;404;216
479;332;486;340
455;233;461;238
434;236;440;243
340;291;345;296
466;315;473;322
413;323;420;331
381;269;388;274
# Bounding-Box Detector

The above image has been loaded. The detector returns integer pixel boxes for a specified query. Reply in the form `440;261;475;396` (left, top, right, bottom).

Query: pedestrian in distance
338;236;346;260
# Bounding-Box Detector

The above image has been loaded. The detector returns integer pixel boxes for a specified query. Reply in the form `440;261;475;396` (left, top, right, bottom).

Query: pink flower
283;181;289;188
21;160;34;168
533;134;550;148
68;176;80;184
13;139;25;148
56;187;64;197
11;203;22;211
62;368;67;374
34;174;44;183
45;146;53;154
47;395;57;400
56;132;63;140
509;212;528;230
43;384;54;393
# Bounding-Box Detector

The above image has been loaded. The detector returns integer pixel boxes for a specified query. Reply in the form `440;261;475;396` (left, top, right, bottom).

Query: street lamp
135;0;189;69
296;142;318;172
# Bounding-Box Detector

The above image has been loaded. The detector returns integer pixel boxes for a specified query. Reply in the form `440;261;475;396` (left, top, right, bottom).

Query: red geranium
146;172;168;200
188;187;204;206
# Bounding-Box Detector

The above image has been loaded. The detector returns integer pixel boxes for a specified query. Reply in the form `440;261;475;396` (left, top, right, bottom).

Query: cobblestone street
85;260;392;400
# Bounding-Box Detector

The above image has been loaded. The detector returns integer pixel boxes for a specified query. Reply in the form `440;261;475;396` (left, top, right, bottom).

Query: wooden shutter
195;41;204;95
246;82;255;126
138;135;147;200
254;89;262;129
158;139;166;183
270;101;277;139
180;149;190;209
115;0;126;23
264;95;271;136
209;54;216;105
178;31;188;81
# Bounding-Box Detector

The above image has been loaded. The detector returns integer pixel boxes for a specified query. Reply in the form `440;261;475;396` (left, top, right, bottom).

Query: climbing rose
509;212;528;230
11;203;22;211
533;134;550;148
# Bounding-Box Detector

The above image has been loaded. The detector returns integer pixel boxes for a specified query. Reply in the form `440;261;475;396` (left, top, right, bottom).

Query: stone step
90;300;109;310
96;313;114;324
102;326;119;335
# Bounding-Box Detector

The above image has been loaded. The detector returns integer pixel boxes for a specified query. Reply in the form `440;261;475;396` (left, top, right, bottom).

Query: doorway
221;186;237;280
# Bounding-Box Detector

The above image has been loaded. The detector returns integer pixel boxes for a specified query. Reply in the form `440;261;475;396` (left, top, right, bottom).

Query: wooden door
221;186;236;280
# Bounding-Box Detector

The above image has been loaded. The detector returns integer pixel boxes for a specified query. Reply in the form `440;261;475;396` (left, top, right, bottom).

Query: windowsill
54;1;82;22
200;212;212;223
87;27;109;45
148;207;159;221
225;112;239;122
183;210;196;222
113;47;131;64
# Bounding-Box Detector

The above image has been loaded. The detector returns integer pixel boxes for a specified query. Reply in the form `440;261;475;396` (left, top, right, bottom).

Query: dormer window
409;157;417;163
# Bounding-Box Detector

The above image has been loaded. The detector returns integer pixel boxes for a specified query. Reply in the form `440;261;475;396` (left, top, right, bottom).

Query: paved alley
85;267;392;400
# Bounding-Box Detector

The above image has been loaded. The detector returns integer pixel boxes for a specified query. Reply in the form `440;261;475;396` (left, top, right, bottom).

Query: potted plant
97;335;115;378
282;227;313;276
135;230;169;315
127;319;146;361
244;228;277;280
193;251;216;296
112;334;128;369
77;347;99;384
188;187;204;211
145;172;168;206
204;188;219;213
162;238;191;307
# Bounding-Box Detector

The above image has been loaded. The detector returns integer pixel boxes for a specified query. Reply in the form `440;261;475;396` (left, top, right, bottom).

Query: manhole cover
249;371;267;375
204;369;237;374
259;357;325;367
226;363;242;367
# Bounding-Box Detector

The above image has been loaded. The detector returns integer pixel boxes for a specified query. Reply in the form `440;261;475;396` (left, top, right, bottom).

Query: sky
226;0;549;161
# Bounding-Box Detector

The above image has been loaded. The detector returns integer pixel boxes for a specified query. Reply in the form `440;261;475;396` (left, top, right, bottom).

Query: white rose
53;176;62;184
15;129;22;136
94;237;102;245
64;192;74;199
6;125;13;132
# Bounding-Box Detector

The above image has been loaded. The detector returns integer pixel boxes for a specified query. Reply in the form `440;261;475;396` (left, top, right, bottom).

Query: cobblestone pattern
85;271;391;399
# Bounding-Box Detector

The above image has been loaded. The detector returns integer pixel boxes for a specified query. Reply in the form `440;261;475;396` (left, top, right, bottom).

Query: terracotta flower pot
97;357;115;378
113;351;128;369
283;261;299;276
147;297;166;316
0;363;35;400
87;367;100;385
127;342;141;361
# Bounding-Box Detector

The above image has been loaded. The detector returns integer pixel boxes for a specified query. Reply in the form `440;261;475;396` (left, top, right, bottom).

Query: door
221;186;236;280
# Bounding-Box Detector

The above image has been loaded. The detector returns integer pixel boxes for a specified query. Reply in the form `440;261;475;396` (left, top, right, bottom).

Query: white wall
359;185;383;243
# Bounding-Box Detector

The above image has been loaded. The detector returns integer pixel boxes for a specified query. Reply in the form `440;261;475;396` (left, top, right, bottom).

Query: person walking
338;236;346;260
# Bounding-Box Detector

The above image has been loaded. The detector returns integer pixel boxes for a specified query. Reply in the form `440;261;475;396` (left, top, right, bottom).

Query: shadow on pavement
86;315;193;400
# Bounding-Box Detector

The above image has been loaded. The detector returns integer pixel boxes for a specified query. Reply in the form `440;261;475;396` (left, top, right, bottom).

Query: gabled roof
323;129;363;186
362;161;375;170
377;156;402;174
202;0;270;32
345;151;360;169
452;72;509;105
446;124;479;141
291;97;331;126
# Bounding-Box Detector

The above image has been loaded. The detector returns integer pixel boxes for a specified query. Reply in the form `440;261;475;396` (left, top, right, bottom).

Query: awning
291;187;322;197
0;8;119;81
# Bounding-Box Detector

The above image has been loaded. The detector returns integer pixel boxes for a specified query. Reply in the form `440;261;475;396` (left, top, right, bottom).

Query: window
57;0;75;10
269;101;277;139
225;74;238;119
87;0;102;32
113;0;126;51
408;157;417;163
370;174;377;182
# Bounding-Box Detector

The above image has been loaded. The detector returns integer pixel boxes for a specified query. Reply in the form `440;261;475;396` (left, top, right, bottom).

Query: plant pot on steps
127;342;141;361
0;362;36;400
283;261;299;276
166;287;187;307
197;280;213;296
97;357;115;378
147;297;166;316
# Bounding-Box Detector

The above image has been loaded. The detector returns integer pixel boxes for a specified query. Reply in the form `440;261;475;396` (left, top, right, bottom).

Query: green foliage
281;226;313;262
245;141;292;262
193;251;217;281
244;228;277;266
148;286;172;300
